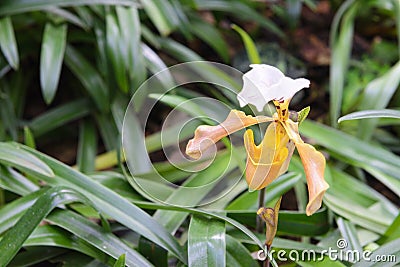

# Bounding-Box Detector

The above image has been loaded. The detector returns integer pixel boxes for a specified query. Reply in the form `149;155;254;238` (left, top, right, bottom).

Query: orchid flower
186;64;329;216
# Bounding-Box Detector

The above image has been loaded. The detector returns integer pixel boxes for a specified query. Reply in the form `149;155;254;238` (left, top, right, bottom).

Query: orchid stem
264;244;271;267
256;188;265;233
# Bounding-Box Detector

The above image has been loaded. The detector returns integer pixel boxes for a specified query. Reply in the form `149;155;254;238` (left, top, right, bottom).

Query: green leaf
379;213;400;243
353;239;400;267
64;45;109;112
115;6;145;90
231;24;260;64
297;106;310;124
324;194;390;234
357;61;400;139
40;23;68;104
0;188;45;235
9;247;66;266
29;98;92;137
195;0;284;38
188;215;226;267
0;86;18;140
138;237;167;267
45;7;90;29
23;126;36;149
141;0;174;36
336;218;363;253
0;16;19;69
393;0;400;57
95;113;119;151
298;256;347;267
0;186;92;265
191;20;229;62
226;235;258;267
227;173;301;211
106;9;128;93
329;0;358;127
18;143;187;264
23;225;109;261
339;109;400;123
227;209;330;237
0;142;54;178
151;151;236;234
113;254;126;267
77;120;97;173
322;167;396;234
0;0;139;16
122;111;152;174
123;199;265;250
0;166;40;196
47;209;153;267
300;120;400;195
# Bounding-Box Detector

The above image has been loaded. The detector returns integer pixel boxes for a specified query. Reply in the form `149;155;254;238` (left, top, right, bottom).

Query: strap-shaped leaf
40;23;67;104
0;17;19;69
188;215;226;267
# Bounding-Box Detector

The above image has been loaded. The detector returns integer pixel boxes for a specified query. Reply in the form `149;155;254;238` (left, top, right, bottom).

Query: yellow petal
295;142;329;216
283;119;329;216
277;140;295;176
244;122;290;190
186;110;272;159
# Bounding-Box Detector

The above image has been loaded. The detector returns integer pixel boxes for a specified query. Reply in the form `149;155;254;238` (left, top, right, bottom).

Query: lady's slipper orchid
186;64;329;216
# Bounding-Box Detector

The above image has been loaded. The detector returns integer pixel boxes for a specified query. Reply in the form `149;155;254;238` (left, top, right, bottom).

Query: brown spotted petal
186;110;272;159
257;196;282;246
244;122;290;191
